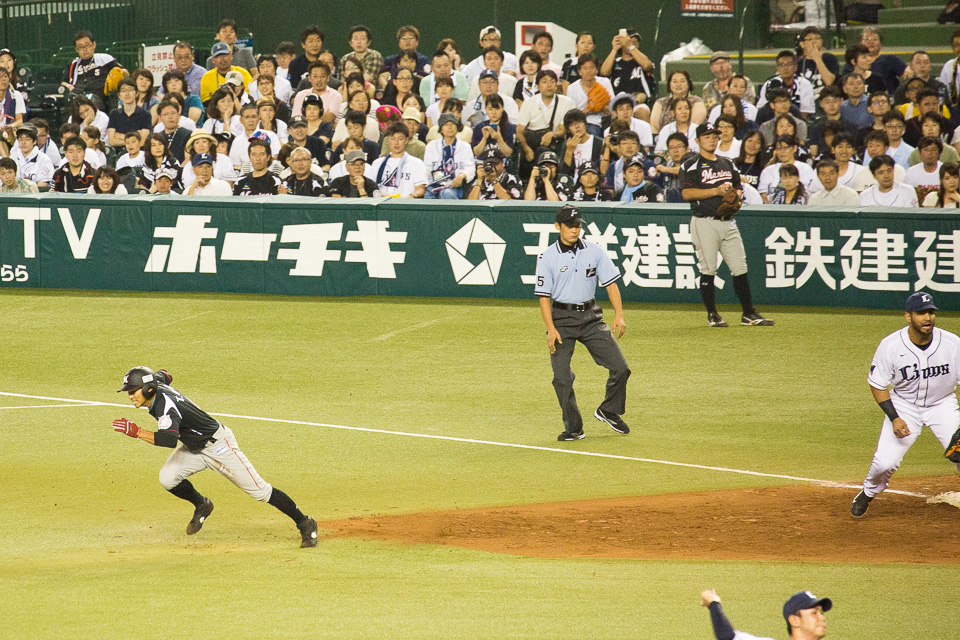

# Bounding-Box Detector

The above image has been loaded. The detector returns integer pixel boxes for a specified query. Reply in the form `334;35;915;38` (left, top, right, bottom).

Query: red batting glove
113;418;141;438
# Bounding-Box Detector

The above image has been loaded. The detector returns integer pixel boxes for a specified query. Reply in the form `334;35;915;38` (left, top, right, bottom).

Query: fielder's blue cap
783;591;832;621
905;291;937;312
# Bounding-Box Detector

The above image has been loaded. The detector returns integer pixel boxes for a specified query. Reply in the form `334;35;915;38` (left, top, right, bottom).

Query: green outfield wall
1;194;957;310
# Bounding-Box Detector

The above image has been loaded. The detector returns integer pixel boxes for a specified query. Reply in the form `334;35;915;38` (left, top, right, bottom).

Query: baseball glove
945;428;960;463
716;188;742;218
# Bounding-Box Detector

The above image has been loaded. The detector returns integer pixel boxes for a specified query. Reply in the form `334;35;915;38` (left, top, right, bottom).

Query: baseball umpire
535;204;631;441
852;292;960;517
680;123;774;328
700;588;831;640
112;366;319;547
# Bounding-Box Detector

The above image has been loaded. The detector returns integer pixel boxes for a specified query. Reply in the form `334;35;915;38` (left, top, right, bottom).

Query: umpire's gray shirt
534;238;621;304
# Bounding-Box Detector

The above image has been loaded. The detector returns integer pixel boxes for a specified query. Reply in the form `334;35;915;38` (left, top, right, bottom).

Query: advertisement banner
681;0;735;18
1;194;958;311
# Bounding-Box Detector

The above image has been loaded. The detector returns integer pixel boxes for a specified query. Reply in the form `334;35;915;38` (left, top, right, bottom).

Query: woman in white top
332;90;381;147
714;115;741;159
201;88;241;135
922;161;960;208
69;95;110;141
655;97;699;153
88;166;128;194
246;55;292;104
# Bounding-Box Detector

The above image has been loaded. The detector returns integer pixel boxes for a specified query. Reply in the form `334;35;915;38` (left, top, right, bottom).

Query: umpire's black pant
550;304;631;433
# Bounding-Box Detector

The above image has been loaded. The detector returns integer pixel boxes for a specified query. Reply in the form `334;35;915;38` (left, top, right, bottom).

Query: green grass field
1;289;957;639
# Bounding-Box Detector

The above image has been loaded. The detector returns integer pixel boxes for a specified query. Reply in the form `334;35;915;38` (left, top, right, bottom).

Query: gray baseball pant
690;216;748;276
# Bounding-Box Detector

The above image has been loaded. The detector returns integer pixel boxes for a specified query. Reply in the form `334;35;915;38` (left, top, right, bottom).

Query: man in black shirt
524;148;573;201
61;30;124;110
468;148;522;200
51;136;94;192
570;161;612;201
157;99;191;164
234;139;284;195
328;149;377;197
680;123;773;328
112;366;318;548
283;146;327;196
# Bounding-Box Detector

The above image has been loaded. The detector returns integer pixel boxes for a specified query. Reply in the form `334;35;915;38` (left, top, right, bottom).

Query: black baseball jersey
62;54;121;96
148;385;220;451
570;185;613;201
284;173;327;197
234;172;283;196
475;173;522;200
679;154;742;217
52;162;95;193
533;174;574;201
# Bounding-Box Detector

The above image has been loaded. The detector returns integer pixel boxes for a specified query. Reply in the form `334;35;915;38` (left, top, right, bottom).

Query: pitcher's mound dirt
324;476;959;563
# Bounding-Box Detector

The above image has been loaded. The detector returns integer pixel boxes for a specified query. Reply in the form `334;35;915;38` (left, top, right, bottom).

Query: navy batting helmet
118;366;159;398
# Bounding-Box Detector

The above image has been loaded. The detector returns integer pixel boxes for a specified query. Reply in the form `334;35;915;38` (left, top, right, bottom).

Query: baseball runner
700;589;831;640
852;292;960;517
535;204;631;441
112;366;319;547
680;123;774;328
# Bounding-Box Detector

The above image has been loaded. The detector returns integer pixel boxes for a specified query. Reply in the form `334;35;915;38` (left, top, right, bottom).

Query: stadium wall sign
1;194;958;310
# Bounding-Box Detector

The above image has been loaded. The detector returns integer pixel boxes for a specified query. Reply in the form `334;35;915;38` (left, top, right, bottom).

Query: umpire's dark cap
783;591;832;621
905;291;937;312
556;204;584;226
695;123;720;139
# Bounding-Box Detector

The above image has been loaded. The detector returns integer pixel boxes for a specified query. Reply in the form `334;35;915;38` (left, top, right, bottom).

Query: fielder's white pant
862;393;960;497
158;425;273;502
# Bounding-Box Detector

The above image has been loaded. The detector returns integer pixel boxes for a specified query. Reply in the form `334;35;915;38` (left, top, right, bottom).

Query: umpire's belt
552;299;595;311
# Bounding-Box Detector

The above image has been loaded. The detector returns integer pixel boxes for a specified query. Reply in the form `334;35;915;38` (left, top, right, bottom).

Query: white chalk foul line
0;403;101;410
0;391;927;498
371;317;448;342
153;310;214;329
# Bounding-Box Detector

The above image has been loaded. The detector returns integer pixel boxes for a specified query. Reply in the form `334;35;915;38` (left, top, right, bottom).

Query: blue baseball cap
211;42;231;57
905;291;937;312
191;153;214;167
479;69;498;81
783;591;832;621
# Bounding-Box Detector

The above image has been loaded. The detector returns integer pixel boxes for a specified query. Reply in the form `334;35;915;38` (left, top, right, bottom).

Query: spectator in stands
898;78;948;120
251;75;290;123
656;97;699;153
566;54;613;138
469;148;522;200
328;149;377;197
805;87;853;158
436;38;463;71
30;118;60;167
756;50;815;118
817;132;862;190
52;135;94;192
616;156;663;202
230;106;281;172
247;56;292;106
604;93;653;148
847;27;909;95
255;98;287;144
205;19;256;76
531;31;563;77
181;130;236;188
292;62;340;121
156;99;191;163
516;71;571;167
906;136;945;201
715;115;741;159
524;147;572;200
0;156;37;192
282;147;326;196
61;30;124;111
568;161;612;201
462;69;518;129
894;51;949;108
161;70;204;125
0;49;28;103
339;25;382;85
856;92;891;146
333;93;379;147
854;132;908;190
604;129;648;192
288;27;325;89
141;133;181;191
769;163;806;204
379;26;431;88
150;167;177;195
126;69;159;123
422;113;475;199
420;50;468;106
201;87;239;135
650;70;706;134
233;139;283;194
922;161;960;207
370;121;427;197
771;116;810;162
334;110;380;161
939;29;960;106
200;42;252;104
702;51;754;111
107;78;151;150
466;48;517;105
845;45;886;95
463;27;519;82
69;95;109;142
0;68;25;135
339;63;376;103
809;158;859;206
839;73;872;130
172;42;205;97
880;111;913;168
561;109;602;181
275;42;296;82
758;135;817;202
796;26;838;101
708;90;758;138
116;130;145;172
381;67;420;111
301;94;333;144
282;115;331;168
514;50;542;105
184;153;231;196
758;89;808;146
910;113;960;164
471;93;515;159
905;89;956;146
12;123;53;188
90;166;126;194
859;155;919;206
561;32;595;90
601;29;656;118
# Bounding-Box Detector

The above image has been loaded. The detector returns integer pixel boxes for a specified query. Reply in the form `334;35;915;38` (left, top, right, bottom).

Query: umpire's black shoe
557;430;585;441
851;490;873;517
298;516;319;548
594;408;630;434
707;312;728;328
741;312;775;326
186;497;214;535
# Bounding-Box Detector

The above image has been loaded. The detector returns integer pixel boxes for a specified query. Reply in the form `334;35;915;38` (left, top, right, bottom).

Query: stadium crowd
0;20;958;208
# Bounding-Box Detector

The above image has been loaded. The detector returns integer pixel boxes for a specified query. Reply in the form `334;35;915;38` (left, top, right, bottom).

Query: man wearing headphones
112;367;319;548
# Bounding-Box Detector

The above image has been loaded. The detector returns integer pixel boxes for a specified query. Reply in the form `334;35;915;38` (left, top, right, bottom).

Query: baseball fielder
113;366;319;547
700;589;831;640
852;292;960;517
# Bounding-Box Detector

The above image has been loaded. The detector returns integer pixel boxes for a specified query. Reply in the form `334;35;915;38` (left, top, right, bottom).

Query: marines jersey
148;385;221;450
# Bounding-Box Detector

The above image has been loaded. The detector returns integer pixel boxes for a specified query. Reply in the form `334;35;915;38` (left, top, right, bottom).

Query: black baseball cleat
851;490;873;517
741;312;775;326
186;497;214;535
557;430;585;441
298;516;319;548
594;408;630;434
707;312;728;328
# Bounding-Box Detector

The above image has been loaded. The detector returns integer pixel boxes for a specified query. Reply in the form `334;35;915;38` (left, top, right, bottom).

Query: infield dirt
325;476;960;563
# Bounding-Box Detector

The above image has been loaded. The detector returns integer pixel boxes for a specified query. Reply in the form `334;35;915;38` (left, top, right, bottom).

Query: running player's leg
159;445;209;508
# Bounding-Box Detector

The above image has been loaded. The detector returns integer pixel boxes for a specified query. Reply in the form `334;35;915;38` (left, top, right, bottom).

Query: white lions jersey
868;327;960;407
